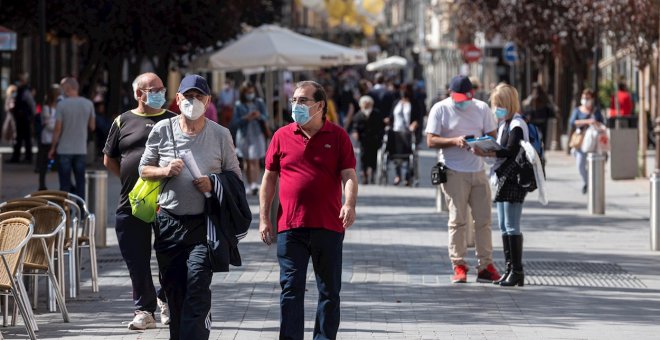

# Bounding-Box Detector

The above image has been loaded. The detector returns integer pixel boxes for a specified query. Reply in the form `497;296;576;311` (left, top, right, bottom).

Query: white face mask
580;98;593;107
179;98;206;120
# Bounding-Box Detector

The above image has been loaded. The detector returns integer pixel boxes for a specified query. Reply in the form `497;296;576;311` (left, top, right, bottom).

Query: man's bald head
132;72;163;100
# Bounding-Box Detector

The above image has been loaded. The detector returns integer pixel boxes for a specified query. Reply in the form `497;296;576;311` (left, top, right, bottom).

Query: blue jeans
496;202;523;235
57;154;86;198
575;150;588;187
277;228;344;340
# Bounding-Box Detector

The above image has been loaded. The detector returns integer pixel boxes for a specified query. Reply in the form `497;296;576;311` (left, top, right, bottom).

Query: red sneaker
451;265;468;283
477;263;501;283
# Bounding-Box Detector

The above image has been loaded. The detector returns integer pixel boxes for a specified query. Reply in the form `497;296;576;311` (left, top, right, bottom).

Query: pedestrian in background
351;95;384;184
205;94;219;123
522;83;555;145
37;84;59;190
259;80;358;340
217;79;238;128
48;77;95;198
8;73;36;164
139;74;241;339
232;81;267;196
389;82;423;186
368;73;396;123
425;75;501;284
324;84;340;124
609;81;634;127
103;73;174;331
481;83;529;287
569;88;604;194
2;85;17;145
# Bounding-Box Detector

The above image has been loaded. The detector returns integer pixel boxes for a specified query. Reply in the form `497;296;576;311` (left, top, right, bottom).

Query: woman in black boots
475;84;527;287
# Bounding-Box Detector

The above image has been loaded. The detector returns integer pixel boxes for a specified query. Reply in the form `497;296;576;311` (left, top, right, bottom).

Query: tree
0;0;282;114
453;0;659;134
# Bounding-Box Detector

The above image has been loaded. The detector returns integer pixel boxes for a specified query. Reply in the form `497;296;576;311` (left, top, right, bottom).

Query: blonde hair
5;84;17;98
489;83;520;116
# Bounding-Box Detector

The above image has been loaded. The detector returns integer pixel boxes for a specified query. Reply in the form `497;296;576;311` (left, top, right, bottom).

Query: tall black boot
500;234;524;287
493;235;511;285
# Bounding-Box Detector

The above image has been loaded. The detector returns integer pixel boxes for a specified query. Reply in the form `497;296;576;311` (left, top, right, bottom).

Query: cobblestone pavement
1;146;659;339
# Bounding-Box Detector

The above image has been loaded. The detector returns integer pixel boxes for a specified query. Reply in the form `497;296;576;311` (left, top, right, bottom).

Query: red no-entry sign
461;44;482;63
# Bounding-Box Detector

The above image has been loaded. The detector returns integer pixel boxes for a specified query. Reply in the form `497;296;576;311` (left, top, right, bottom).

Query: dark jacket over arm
205;171;252;272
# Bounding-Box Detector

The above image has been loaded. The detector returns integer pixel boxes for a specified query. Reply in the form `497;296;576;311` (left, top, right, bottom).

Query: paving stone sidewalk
0;147;659;339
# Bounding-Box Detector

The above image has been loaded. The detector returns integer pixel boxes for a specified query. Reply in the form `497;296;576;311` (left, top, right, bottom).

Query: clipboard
466;136;502;152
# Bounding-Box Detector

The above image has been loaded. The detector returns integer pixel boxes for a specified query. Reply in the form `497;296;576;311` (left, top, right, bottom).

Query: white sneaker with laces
158;298;170;325
128;310;156;330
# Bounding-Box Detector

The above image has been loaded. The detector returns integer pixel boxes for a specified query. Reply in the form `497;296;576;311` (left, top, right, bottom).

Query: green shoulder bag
129;178;161;223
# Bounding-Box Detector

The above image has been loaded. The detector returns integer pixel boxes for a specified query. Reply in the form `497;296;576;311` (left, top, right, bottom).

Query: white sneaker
158;298;170;326
128;310;156;330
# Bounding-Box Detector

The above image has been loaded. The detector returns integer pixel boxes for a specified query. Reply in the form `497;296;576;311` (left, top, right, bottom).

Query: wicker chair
24;194;81;299
27;190;98;297
0;212;40;332
0;216;36;340
24;206;69;321
0;201;45;213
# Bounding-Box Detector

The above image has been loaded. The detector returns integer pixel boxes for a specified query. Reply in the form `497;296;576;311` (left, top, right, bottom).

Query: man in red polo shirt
259;80;358;340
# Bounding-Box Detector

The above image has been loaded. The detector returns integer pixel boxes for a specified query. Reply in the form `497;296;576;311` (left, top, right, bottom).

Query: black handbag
431;162;447;185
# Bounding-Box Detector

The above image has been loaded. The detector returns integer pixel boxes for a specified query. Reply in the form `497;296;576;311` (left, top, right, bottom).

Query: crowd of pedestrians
0;64;640;340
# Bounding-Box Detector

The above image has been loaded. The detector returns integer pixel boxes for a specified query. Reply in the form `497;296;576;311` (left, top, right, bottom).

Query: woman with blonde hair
477;83;527;287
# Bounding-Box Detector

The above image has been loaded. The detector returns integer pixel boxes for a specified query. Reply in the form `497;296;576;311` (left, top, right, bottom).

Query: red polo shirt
265;120;356;233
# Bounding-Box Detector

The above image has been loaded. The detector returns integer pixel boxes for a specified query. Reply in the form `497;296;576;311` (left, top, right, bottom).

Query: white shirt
392;101;411;132
425;98;497;172
41;105;57;144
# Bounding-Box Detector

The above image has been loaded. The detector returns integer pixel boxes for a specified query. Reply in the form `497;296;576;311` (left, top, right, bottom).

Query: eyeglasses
140;87;166;95
290;97;316;105
182;92;208;101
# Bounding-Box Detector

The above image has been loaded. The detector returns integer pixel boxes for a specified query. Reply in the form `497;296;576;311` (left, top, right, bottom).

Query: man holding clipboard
425;75;501;284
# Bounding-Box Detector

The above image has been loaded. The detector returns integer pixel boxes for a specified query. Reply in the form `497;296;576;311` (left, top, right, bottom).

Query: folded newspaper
466;136;502;152
180;149;212;198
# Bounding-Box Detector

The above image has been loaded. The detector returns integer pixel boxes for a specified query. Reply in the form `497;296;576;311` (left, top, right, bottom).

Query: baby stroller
375;126;419;186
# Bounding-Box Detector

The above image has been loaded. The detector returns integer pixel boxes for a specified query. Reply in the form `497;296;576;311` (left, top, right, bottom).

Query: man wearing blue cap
425;75;501;284
139;74;242;339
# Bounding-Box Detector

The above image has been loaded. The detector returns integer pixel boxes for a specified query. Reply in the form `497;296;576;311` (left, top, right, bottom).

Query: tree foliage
455;0;659;68
0;0;282;103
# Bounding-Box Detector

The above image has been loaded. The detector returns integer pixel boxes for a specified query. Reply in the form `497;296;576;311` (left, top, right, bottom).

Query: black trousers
11;118;32;161
115;209;166;314
154;209;212;340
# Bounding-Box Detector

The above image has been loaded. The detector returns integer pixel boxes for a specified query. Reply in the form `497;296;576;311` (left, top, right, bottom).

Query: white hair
132;73;158;101
131;77;140;100
359;95;374;108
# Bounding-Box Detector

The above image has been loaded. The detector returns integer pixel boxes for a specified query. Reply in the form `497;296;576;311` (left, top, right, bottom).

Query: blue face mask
292;103;319;126
454;100;470;110
145;91;166;109
495;107;508;119
246;93;255;101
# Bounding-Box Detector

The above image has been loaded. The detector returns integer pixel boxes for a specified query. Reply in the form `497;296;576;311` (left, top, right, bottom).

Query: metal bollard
435;186;448;213
651;172;660;250
85;170;107;247
587;153;605;214
435;150;448;213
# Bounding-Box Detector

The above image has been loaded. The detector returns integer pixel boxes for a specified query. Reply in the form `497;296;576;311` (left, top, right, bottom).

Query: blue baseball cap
449;75;473;102
178;74;211;96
